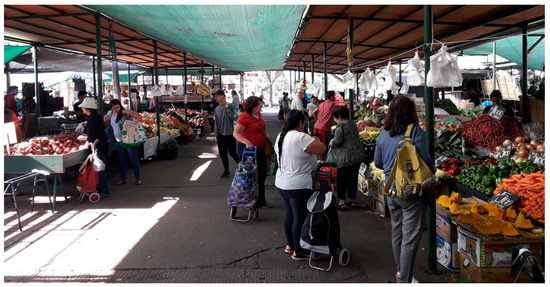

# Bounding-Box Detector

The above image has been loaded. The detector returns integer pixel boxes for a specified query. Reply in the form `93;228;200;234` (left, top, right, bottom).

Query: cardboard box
459;253;532;283
457;226;543;268
437;234;459;272
436;210;457;243
372;196;390;217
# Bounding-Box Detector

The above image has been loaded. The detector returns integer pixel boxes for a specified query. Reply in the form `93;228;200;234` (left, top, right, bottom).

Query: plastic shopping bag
91;140;105;172
399;80;409;95
175;85;184;96
426;45;463;88
383;61;398;91
266;153;278;176
407;51;425;86
343;70;355;89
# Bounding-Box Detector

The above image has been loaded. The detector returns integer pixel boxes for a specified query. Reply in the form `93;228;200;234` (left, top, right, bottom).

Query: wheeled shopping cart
300;162;350;271
228;147;259;222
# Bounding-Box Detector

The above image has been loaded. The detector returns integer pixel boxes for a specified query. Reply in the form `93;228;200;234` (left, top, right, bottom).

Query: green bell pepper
474;174;484;184
498;169;510;178
476;183;485;192
495;177;503;186
523;166;537;174
483;187;494;195
498;160;510;168
456;175;465;182
518;161;529;169
481;175;495;188
488;164;499;176
477;166;489;175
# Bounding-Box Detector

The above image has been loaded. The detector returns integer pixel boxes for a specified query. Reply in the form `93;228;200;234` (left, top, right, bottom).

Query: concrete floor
4;108;458;284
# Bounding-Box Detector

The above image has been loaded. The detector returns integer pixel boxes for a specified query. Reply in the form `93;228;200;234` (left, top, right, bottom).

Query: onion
517;149;529;158
515;136;526;144
503;139;513;146
536;145;545;152
517;143;526;150
525;143;534;151
530;140;538;145
494;145;502;152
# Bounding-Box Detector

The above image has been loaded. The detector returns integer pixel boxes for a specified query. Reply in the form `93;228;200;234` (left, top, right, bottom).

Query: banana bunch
197;84;214;97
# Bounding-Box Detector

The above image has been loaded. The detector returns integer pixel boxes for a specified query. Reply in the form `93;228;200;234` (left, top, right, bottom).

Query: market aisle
3;108;456;283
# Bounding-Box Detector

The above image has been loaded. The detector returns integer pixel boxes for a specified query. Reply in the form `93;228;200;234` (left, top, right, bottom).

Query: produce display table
454;183;491;202
436;200;544;283
4;149;89;210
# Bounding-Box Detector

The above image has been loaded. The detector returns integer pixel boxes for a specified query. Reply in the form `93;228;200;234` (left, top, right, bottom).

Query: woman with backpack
373;95;435;283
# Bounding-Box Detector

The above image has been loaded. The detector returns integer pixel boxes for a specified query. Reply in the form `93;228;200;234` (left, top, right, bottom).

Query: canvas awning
462;29;545;71
4;45;31;64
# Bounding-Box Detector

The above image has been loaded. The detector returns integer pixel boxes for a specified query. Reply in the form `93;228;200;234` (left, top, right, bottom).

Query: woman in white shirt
274;110;326;261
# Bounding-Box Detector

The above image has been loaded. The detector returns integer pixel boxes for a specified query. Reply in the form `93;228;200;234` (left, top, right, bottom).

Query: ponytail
277;110;306;165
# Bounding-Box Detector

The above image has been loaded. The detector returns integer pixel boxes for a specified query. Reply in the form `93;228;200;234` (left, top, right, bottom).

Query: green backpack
383;124;435;201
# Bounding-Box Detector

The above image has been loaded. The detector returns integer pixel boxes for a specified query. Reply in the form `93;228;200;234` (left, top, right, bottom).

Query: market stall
4;131;89;210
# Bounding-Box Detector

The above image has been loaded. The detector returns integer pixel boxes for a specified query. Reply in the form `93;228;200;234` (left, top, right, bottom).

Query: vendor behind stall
73;91;88;122
482;90;514;117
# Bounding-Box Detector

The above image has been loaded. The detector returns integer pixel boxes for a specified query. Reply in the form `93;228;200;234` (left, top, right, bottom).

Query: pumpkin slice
487;205;506;220
458;209;474;224
449;191;462;204
450;202;461;215
473;216;501;235
470;201;486;214
506;206;518;219
437;195;452;208
514;212;534;229
497;219;520;236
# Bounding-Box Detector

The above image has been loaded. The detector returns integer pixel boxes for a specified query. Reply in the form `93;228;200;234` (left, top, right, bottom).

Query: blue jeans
277;188;313;255
116;142;141;181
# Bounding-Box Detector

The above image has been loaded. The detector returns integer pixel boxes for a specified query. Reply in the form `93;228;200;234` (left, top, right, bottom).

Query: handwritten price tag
488;105;506;120
497;145;512;161
528;151;545;166
487;190;520;209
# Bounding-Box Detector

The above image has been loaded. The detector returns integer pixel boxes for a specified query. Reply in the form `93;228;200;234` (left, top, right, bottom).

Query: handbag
119;114;146;148
252;117;274;161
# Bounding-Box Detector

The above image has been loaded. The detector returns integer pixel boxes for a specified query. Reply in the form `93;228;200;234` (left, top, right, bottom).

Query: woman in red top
233;96;270;208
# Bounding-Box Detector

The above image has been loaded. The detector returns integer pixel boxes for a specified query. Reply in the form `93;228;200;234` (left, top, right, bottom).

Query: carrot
503;178;516;184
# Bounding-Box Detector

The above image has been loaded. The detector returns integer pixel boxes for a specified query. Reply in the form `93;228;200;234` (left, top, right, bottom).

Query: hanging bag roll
119;114;146;148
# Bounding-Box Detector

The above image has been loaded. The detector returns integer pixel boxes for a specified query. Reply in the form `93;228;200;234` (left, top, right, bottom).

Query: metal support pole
154;40;160;138
521;25;530;123
92;56;97;97
201;61;204;114
424;4;438;275
348;18;354;120
33;45;40;117
183;52;188;123
289;70;292;94
312;58;316;83
95;13;104;115
324;42;328;99
303;61;306;87
399;60;402;86
128;64;132;110
493;42;497;90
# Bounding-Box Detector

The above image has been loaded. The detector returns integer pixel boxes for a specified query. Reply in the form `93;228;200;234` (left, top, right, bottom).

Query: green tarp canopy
4;45;32;64
463;29;545;71
103;72;140;83
88;5;306;71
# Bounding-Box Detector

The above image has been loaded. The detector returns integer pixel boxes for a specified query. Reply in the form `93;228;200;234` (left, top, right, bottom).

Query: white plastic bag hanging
343;70;355;89
383;61;398;91
426;45;463;88
359;71;369;91
399;80;409;95
175;85;184;96
150;85;162;97
407;51;425;86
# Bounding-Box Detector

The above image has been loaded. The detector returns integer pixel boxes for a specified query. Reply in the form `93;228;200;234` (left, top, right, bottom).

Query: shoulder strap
383;158;398;197
252;116;267;138
405;124;414;139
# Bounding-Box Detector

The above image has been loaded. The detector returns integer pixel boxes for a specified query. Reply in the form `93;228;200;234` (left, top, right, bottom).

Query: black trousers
216;133;240;172
336;163;361;201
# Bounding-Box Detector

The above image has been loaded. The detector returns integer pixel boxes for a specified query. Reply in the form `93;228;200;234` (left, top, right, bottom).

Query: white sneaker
412;276;419;283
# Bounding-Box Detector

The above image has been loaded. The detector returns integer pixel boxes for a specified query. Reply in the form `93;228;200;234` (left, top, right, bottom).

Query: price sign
488;105;506;120
528;151;545;166
487;190;520;209
497;145;512;161
436;125;447;139
435;156;450;168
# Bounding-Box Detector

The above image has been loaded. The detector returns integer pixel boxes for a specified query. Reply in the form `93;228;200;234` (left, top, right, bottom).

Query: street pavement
3;107;458;284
